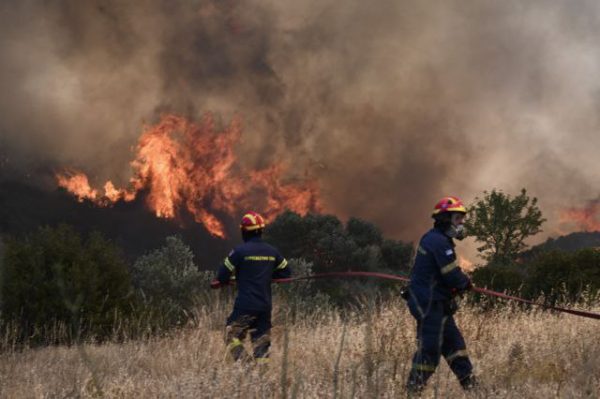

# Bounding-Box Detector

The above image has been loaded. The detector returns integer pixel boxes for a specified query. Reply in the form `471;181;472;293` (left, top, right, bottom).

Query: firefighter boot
406;367;434;397
227;337;252;362
225;321;253;363
460;374;478;391
252;333;271;365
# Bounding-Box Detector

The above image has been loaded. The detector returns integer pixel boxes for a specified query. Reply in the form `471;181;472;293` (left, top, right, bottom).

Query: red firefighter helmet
240;211;266;231
432;196;467;217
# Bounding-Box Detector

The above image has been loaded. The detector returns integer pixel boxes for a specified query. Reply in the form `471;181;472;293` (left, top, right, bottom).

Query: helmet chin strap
446;224;465;240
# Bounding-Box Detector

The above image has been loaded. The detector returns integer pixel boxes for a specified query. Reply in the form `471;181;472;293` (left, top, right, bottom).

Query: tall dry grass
0;293;598;398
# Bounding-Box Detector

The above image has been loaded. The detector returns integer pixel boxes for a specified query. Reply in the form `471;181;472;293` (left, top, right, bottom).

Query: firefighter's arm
433;244;472;291
272;253;291;279
212;250;240;288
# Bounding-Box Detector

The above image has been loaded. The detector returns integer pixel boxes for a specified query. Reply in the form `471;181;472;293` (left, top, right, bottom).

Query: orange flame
56;171;98;202
103;181;136;203
56;114;321;238
560;199;600;232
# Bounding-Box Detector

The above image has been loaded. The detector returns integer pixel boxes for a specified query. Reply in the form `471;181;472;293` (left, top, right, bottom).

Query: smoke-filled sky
2;0;600;253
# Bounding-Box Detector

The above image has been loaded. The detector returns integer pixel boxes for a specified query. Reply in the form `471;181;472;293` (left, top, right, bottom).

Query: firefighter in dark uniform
213;211;291;363
406;196;476;393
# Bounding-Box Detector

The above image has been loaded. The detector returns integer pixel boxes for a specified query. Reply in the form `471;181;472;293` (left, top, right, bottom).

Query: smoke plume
2;0;600;246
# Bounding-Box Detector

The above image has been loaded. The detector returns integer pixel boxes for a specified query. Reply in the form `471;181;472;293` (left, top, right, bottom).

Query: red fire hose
472;286;600;320
211;271;600;320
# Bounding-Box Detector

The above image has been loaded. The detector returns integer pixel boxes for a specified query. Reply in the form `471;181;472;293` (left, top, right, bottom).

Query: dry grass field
0;294;598;398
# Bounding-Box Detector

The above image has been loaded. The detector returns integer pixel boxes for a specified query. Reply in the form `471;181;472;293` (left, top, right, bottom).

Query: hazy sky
2;0;600;258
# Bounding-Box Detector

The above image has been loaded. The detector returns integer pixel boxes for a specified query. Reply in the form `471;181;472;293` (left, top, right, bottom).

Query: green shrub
131;236;205;327
346;217;383;247
471;248;600;306
265;211;413;306
471;263;526;294
274;258;332;317
264;212;413;305
380;239;414;273
0;225;133;344
265;211;413;273
525;249;600;303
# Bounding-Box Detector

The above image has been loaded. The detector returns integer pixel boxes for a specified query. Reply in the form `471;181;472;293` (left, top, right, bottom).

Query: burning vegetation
56;114;321;238
560;199;600;233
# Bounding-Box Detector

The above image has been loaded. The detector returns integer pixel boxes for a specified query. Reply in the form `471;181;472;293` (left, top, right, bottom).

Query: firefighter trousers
406;298;474;392
225;307;271;362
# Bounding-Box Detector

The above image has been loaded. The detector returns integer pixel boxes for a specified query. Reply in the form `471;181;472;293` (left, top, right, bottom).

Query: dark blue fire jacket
217;236;291;311
409;228;471;305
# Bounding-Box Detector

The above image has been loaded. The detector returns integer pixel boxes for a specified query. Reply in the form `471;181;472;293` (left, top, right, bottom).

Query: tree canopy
465;188;546;265
264;211;413;274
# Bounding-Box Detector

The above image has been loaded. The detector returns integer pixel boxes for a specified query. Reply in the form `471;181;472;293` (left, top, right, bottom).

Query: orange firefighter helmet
240;211;266;231
432;196;467;217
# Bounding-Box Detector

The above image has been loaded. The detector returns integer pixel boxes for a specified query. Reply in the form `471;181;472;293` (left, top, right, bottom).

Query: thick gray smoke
2;0;600;245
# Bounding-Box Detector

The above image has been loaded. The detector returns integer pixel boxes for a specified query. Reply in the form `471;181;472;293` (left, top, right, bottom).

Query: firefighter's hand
210;280;223;289
451;280;473;296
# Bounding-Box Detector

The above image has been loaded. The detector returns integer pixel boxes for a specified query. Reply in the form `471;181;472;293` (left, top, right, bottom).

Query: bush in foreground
131;236;209;328
0;225;133;344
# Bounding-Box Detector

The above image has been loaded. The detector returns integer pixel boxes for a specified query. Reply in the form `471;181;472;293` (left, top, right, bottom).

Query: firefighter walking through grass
214;211;291;363
405;196;476;393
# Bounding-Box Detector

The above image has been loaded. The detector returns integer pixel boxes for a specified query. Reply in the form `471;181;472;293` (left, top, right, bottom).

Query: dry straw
0;294;598;398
